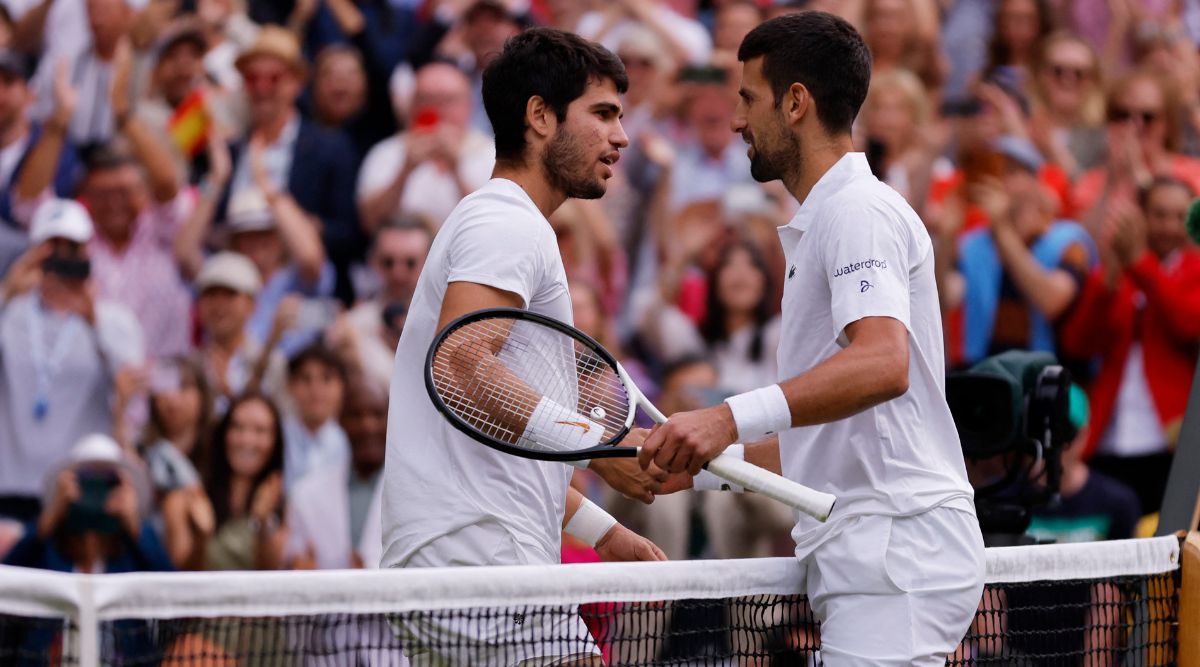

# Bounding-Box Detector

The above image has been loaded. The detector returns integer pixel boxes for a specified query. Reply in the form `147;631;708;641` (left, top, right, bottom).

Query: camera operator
0;199;145;524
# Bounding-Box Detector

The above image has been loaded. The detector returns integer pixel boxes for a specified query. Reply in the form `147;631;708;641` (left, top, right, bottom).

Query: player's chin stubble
543;129;607;200
749;126;800;184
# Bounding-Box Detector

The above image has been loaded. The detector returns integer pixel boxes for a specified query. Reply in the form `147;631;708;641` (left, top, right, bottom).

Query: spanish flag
168;89;209;158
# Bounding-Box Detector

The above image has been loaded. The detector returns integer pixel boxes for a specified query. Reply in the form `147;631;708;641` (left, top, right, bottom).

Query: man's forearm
745;436;781;475
992;225;1076;320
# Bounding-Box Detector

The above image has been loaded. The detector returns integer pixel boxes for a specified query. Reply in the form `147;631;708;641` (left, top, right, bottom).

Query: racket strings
430;317;631;450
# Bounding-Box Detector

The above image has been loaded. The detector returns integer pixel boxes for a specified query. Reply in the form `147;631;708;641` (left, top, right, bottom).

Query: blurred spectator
1060;176;1200;513
307;45;369;153
1026;386;1142;543
220;184;334;358
221;26;360;304
141;357;217;570
4;432;167;571
192;251;287;411
696;240;781;392
666;73;755;211
18;40;193;360
286;373;385;569
710;0;762;69
357;61;495;233
944;136;1095;367
138;356;214;493
862;0;946;93
1029;32;1106;179
27;0;137;146
576;0;712;67
341;219;430;387
553;200;626;315
203;392;288;570
282;344;349;490
1074;69;1200;219
196;0;261;92
860;68;937;215
939;0;993;100
0;49;79;230
0;200;144;523
981;0;1053;85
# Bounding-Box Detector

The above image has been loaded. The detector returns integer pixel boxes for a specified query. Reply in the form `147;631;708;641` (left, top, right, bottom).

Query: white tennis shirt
381;178;574;569
777;153;975;558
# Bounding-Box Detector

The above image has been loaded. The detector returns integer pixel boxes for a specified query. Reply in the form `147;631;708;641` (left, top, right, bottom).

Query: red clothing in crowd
1059;248;1200;458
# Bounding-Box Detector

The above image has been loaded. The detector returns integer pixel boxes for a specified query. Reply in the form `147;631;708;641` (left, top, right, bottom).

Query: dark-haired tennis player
382;28;666;665
641;12;985;665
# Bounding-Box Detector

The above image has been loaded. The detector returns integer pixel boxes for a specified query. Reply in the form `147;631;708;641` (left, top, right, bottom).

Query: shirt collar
783;152;872;232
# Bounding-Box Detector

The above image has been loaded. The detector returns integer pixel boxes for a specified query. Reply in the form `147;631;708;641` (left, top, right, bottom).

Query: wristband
693;444;744;492
564;497;617;547
521;396;604;453
724;385;791;443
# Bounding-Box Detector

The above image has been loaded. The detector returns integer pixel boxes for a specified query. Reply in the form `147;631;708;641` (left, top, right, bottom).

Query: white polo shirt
380;178;574;569
776;153;974;558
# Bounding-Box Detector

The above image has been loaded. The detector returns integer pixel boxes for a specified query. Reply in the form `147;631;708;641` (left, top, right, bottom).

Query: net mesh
430;314;632;451
0;536;1184;666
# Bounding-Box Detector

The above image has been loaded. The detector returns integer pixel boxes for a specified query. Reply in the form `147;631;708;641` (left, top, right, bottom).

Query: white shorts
802;505;986;666
394;521;601;667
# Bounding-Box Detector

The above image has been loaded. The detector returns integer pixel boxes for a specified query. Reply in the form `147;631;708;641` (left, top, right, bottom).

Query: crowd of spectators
0;0;1198;577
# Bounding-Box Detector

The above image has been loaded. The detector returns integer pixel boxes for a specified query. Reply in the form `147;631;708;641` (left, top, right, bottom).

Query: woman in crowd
1029;32;1107;178
861;0;945;94
1074;69;1200;220
1059;176;1200;514
860;67;938;216
982;0;1054;84
201;392;288;571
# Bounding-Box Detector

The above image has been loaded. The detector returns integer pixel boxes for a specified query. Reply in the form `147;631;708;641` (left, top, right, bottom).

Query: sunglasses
1108;106;1162;125
1049;64;1089;83
381;256;419;270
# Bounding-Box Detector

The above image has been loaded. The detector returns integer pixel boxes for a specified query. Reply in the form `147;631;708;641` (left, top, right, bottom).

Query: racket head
425;308;638;462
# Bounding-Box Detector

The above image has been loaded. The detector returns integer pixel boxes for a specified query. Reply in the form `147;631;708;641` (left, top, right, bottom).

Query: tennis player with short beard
381;28;667;665
641;13;986;666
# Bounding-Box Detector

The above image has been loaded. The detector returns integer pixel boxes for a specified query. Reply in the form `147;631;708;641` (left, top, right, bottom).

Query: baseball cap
993;135;1044;174
195;251;262;296
0;49;31;80
154;21;206;63
225;188;275;234
29;199;95;245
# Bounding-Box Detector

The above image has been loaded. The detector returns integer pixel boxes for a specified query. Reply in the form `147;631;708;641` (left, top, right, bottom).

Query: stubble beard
543;128;607;200
748;123;801;185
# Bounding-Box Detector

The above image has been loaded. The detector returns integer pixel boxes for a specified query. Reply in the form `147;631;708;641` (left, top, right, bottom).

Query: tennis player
639;12;985;666
382;28;666;665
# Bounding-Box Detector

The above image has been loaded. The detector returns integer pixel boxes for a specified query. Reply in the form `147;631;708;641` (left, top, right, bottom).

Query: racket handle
704;454;836;522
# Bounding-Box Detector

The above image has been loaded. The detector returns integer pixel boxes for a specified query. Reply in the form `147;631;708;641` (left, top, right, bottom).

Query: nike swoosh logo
555;420;592;433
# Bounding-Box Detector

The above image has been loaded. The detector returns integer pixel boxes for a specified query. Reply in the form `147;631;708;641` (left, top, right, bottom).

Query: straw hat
235;25;307;78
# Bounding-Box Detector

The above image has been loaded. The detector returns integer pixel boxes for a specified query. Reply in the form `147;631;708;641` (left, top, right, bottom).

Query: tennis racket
425;308;836;522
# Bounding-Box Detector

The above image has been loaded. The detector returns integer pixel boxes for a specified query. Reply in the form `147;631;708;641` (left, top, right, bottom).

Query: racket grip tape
704;454;836;522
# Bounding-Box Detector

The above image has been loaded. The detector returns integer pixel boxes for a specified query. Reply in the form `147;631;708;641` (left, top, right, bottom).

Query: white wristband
724;384;792;443
693;444;744;492
521;396;604;454
564;497;617;547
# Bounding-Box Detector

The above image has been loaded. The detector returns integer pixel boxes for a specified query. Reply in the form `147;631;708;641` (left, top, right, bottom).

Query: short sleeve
820;202;913;346
95;302;146;371
446;201;546;307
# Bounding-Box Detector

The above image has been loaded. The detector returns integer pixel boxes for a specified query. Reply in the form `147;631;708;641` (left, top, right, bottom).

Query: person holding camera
0;199;145;524
3;433;170;573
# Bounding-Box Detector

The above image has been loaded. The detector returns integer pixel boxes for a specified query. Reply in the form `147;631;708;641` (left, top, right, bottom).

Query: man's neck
785;135;855;207
211;330;246;355
301;415;328;433
492;160;567;219
0;117;29;149
257;111;295;144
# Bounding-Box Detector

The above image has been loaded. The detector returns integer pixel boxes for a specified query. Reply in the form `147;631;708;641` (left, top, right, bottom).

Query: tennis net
0;535;1187;666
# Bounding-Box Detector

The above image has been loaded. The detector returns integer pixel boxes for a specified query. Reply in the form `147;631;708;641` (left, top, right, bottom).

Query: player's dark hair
483;27;628;162
207;392;285;525
737;11;871;135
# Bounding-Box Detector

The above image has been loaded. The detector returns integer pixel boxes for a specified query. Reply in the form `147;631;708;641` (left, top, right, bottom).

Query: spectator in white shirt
281;343;349;490
357;61;495;232
0;199;144;522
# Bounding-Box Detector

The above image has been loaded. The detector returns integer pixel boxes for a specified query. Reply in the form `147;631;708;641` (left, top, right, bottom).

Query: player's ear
526;95;556;140
784;82;810;126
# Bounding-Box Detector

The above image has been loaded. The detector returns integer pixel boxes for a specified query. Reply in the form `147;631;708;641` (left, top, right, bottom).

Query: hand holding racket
425;308;836;522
